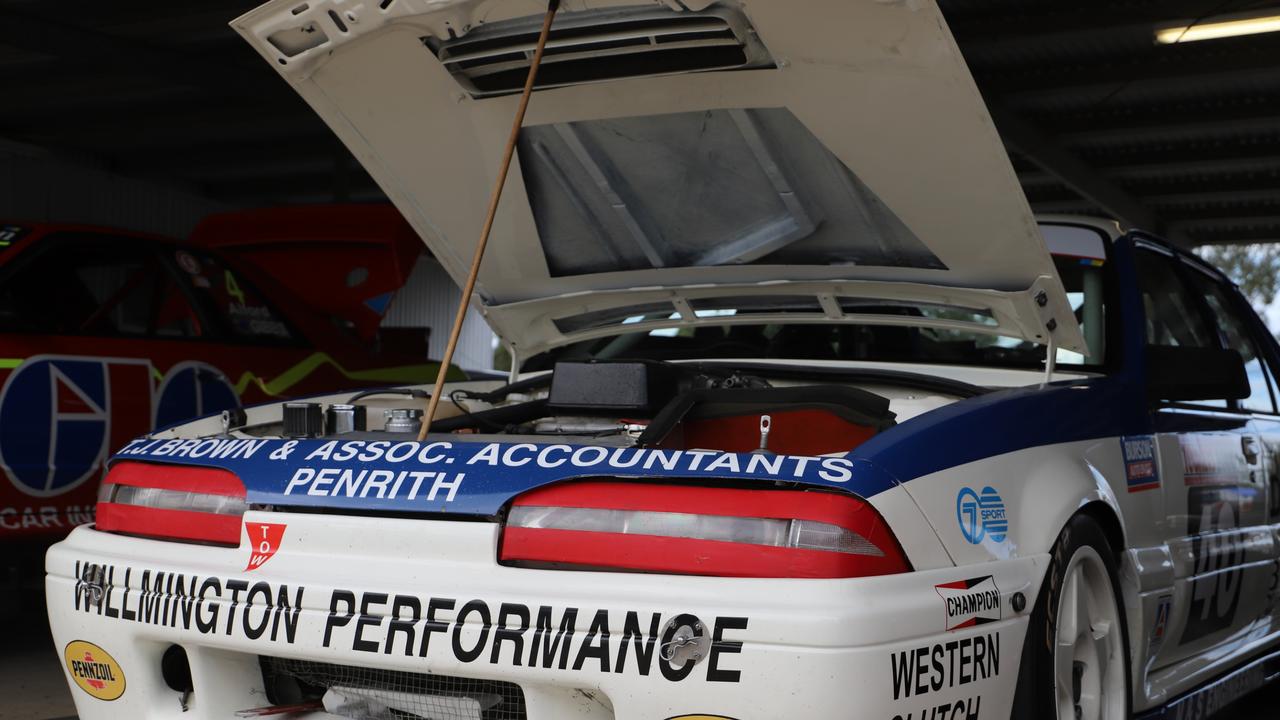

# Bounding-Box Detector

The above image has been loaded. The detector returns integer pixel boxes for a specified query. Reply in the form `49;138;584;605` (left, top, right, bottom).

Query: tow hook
77;563;106;606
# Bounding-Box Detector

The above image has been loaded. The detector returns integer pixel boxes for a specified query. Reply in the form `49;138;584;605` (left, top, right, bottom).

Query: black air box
547;361;678;415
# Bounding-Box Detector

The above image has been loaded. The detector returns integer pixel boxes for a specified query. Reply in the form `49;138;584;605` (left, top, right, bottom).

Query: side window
1134;248;1215;348
171;249;295;343
1134;247;1228;408
1184;269;1277;414
0;235;201;338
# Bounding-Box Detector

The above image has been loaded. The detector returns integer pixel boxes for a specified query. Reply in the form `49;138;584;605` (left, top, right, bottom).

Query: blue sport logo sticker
956;486;1007;544
1122;435;1159;492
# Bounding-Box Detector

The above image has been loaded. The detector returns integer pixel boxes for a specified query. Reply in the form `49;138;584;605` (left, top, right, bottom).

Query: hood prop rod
418;0;561;441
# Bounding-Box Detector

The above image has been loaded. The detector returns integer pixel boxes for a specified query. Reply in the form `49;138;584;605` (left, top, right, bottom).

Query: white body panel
228;0;1085;356
49;515;1038;719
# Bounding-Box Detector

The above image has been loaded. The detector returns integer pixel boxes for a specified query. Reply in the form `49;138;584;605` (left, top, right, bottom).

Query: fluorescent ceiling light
1156;11;1280;44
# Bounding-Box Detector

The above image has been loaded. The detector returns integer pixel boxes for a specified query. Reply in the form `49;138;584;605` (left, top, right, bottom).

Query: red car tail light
499;481;910;578
96;462;247;546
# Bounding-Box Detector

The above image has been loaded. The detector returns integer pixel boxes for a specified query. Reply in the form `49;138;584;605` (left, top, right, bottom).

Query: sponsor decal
175;250;202;275
889;633;997;720
112;437;865;516
955;486;1007;544
935;576;1001;631
1;357;150;497
64;640;125;701
246;522;286;571
1121;435;1160;492
1155;661;1268;720
0;224;27;248
1149;594;1172;658
0;504;94;531
0;356;240;499
1179;434;1251;487
71;560;748;683
154;361;240;430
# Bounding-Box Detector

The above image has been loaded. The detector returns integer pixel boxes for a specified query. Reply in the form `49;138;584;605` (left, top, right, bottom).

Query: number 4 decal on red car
245;522;286;571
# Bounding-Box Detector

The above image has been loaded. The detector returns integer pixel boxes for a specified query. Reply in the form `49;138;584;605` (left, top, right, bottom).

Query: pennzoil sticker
64;640;125;701
935;576;1001;631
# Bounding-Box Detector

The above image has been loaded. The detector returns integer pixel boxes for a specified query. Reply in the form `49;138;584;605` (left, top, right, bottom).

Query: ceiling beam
1076;140;1280;169
0;10;282;103
986;44;1280;105
989;105;1162;234
945;0;1221;39
1057;114;1280;147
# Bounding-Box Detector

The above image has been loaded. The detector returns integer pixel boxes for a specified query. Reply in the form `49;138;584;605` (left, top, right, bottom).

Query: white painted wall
382;256;497;372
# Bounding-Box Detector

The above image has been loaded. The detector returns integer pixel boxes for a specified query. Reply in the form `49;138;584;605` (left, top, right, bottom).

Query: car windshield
525;234;1110;373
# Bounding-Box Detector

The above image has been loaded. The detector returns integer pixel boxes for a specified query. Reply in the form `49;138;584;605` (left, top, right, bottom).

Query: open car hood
232;0;1086;359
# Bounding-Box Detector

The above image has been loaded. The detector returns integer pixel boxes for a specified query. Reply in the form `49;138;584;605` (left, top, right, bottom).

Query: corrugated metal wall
0;141;227;238
383;256;497;372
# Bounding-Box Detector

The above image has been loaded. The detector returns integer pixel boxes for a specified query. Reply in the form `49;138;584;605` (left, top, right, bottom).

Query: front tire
1013;514;1130;720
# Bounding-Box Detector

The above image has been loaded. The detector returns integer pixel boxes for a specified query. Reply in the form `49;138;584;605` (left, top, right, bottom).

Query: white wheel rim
1054;546;1126;720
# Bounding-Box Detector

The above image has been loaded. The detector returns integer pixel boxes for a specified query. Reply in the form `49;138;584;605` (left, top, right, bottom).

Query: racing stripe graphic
229;352;460;398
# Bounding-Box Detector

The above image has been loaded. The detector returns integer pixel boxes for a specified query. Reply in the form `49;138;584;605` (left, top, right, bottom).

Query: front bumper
47;512;1045;719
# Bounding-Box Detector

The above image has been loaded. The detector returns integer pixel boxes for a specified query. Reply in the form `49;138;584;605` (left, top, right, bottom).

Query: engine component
325;404;367;435
384;408;424;433
282;402;324;438
547;361;679;415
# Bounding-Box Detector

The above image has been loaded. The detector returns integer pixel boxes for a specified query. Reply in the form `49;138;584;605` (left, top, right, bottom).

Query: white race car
46;1;1280;720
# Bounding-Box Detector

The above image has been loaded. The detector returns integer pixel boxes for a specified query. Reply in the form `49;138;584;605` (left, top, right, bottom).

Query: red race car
0;211;453;546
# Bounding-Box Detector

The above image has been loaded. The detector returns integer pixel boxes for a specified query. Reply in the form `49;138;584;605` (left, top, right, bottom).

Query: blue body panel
852;375;1147;483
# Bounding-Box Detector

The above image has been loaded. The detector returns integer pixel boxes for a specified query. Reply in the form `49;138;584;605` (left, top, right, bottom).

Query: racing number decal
224;270;247;306
1181;485;1253;644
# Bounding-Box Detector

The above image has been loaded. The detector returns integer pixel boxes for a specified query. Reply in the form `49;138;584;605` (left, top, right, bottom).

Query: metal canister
325;404;367;435
383;407;424;434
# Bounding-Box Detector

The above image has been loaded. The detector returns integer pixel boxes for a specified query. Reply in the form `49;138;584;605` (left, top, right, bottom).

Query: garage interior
3;0;1279;248
2;0;1280;718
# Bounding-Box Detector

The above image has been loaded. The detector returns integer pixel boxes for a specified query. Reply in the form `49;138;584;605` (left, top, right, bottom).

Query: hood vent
424;2;774;98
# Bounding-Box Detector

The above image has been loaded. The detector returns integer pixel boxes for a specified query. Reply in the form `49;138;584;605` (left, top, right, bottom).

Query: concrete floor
3;583;1278;720
2;589;75;720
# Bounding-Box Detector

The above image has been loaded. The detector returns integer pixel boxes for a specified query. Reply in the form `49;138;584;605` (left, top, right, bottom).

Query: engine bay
248;360;942;457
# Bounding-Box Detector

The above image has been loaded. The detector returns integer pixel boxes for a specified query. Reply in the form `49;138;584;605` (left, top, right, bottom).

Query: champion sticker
246;522;286;571
956;486;1007;544
936;576;1002;631
1122;435;1160;492
64;640;125;701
